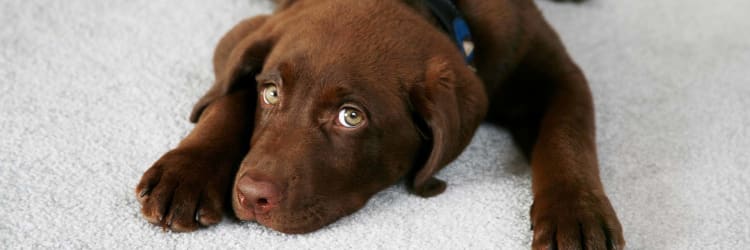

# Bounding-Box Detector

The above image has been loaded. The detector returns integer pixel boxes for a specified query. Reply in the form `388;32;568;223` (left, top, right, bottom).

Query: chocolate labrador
136;0;625;248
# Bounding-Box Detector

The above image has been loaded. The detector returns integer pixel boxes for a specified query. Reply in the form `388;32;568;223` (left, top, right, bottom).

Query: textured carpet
1;0;748;249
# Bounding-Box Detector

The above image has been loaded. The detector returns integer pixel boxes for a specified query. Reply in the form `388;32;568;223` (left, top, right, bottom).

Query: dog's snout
236;175;282;214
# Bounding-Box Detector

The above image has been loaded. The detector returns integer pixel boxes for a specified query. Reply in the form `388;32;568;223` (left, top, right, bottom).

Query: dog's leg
135;89;254;232
522;66;625;249
492;61;624;248
485;34;626;250
473;3;627;246
135;16;268;232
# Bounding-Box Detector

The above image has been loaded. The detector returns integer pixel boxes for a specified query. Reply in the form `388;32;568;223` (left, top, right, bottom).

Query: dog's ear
408;57;488;197
190;35;273;123
274;0;297;10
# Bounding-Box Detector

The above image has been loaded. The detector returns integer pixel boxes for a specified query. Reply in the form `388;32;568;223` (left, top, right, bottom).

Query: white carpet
1;0;749;249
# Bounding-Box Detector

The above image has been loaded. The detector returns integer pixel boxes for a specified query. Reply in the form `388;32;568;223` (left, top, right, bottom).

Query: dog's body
136;0;624;248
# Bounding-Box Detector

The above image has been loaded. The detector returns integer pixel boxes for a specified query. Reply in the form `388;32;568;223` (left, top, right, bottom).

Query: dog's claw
139;188;150;198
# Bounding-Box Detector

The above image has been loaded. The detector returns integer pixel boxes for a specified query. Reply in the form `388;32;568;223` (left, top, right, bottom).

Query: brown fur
136;0;624;248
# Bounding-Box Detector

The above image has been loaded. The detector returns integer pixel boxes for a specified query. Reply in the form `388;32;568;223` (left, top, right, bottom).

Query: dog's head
190;1;487;234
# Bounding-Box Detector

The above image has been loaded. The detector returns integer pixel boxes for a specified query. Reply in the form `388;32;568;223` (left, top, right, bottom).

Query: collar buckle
424;0;475;65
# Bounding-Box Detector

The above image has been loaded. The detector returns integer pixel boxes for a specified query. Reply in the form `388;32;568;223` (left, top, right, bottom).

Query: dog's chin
233;209;338;234
254;213;330;234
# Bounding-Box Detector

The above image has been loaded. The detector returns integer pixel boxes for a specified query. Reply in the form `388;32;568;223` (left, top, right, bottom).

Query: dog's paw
135;149;236;232
530;187;625;250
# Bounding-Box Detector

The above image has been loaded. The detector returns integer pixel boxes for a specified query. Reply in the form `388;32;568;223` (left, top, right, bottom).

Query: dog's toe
164;183;202;232
139;178;176;226
196;190;223;226
530;188;625;250
135;149;236;232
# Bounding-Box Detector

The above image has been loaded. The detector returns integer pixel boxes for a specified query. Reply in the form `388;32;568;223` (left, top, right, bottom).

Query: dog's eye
338;107;364;128
262;85;280;105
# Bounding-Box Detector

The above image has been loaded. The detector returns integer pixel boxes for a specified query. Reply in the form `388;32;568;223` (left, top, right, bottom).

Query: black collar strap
424;0;475;64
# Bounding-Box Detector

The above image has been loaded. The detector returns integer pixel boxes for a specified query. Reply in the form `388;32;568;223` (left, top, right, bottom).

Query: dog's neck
278;0;475;64
406;0;475;64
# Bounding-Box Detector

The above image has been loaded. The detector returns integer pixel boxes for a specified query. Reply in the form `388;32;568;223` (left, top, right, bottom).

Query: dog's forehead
253;0;442;115
262;55;401;100
261;34;427;102
267;0;435;65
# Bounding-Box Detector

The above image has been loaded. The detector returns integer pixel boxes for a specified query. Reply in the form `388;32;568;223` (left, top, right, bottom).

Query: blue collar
423;0;475;64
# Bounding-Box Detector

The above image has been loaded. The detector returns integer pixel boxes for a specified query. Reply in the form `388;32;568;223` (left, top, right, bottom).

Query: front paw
530;188;625;250
135;149;236;232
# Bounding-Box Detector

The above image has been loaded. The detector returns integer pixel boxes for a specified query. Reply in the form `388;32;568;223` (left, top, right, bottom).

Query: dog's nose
236;175;282;214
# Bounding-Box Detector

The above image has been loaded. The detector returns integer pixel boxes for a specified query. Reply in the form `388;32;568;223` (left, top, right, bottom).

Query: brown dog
136;0;625;248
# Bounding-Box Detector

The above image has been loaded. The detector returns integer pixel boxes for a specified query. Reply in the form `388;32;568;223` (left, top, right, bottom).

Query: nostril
256;198;269;206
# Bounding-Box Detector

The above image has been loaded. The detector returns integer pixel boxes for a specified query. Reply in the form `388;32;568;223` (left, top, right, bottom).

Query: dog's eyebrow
256;61;295;84
255;71;280;84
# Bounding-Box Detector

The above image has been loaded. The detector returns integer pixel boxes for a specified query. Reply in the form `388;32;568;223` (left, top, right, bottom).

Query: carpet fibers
1;0;748;249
